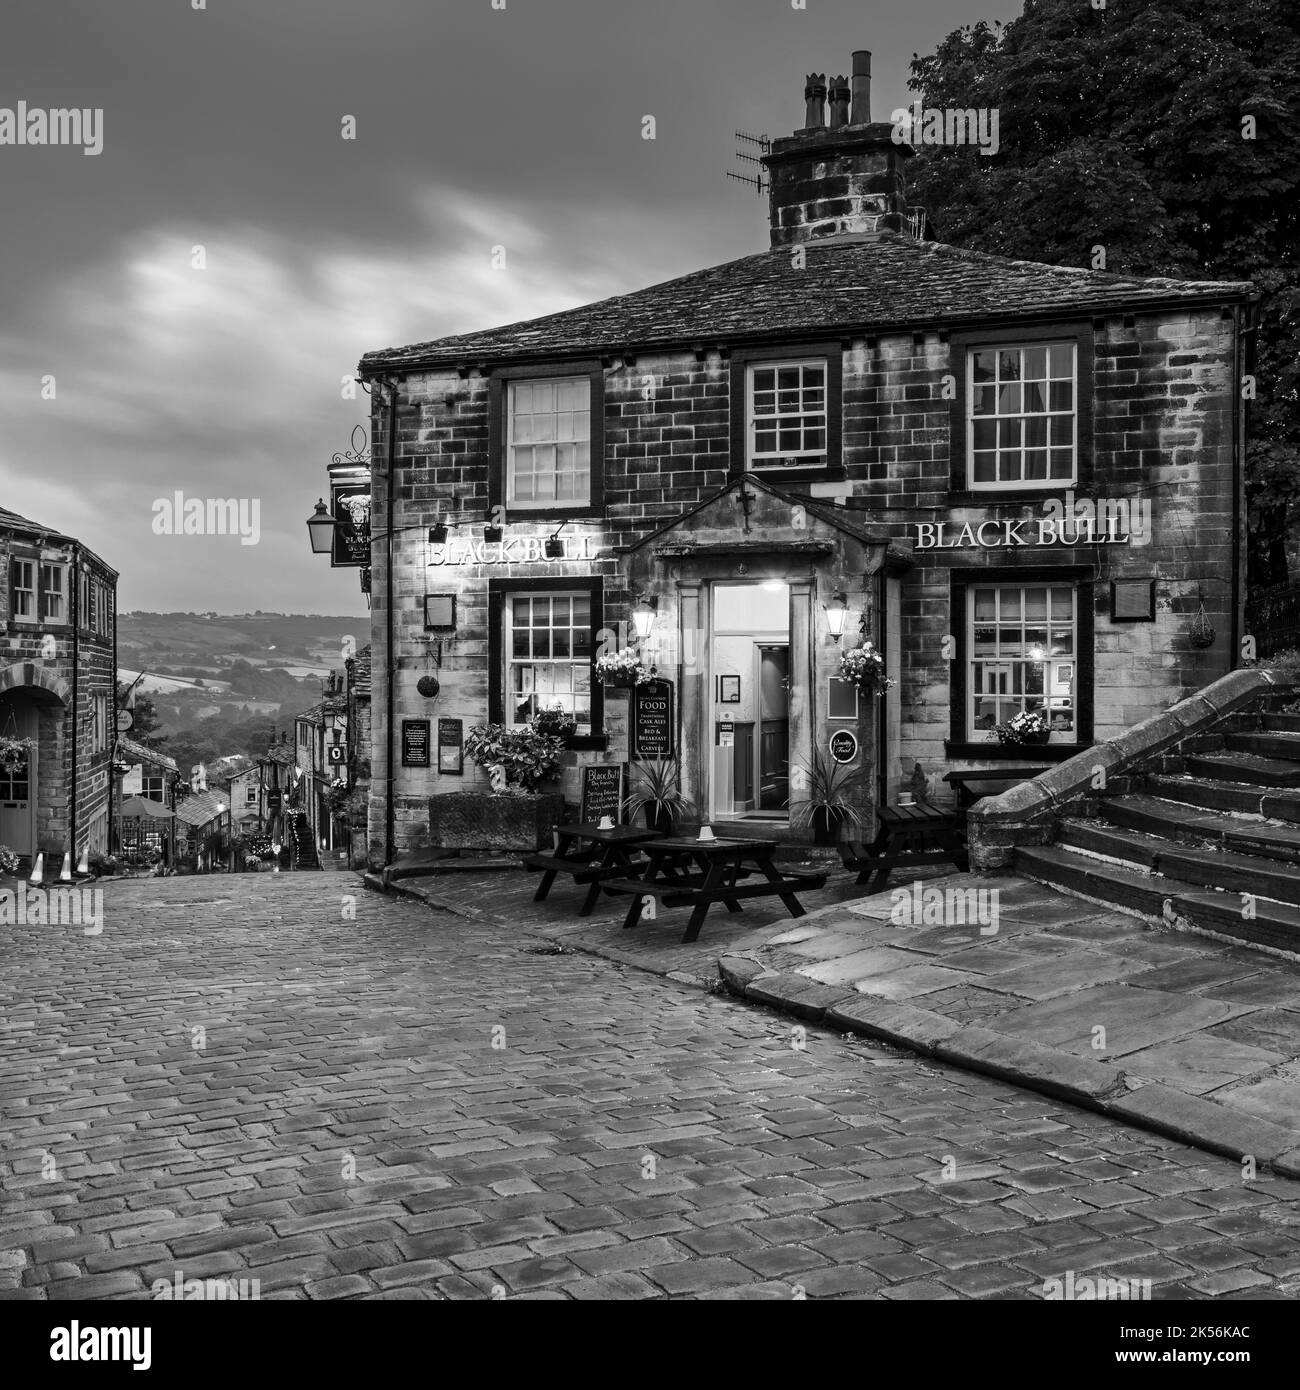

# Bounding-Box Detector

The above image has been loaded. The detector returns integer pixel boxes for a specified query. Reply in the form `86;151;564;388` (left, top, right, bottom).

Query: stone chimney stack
761;47;914;248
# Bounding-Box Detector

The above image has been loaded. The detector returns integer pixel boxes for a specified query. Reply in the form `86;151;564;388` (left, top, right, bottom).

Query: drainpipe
383;377;398;866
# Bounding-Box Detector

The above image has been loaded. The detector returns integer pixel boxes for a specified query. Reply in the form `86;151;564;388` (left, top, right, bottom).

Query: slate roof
0;505;118;578
360;233;1254;372
173;790;228;828
117;735;178;774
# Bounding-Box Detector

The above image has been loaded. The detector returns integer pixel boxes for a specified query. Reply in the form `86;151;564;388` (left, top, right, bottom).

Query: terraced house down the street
348;50;1256;867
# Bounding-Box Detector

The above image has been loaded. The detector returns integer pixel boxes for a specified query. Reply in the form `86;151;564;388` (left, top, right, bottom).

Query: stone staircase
287;811;320;871
1017;709;1300;954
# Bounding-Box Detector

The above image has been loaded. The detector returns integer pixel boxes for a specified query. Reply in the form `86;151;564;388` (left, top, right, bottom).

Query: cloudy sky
0;0;1021;616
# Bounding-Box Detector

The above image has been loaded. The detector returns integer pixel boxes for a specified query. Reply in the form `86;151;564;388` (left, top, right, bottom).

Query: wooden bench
837;802;969;892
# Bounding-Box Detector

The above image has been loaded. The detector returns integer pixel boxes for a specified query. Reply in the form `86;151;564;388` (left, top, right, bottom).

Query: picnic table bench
837;803;969;893
600;835;827;943
943;765;1050;809
522;822;663;916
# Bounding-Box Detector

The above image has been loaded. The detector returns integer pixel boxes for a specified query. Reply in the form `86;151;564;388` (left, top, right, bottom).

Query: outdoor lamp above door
306;499;336;555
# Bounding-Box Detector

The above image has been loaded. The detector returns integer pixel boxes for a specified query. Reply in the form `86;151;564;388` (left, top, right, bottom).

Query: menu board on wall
437;718;463;774
580;763;624;825
401;719;431;768
632;679;674;760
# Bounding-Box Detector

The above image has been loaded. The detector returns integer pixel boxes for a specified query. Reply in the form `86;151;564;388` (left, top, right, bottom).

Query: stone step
1225;731;1300;762
1144;775;1300;823
1057;818;1300;906
1184;752;1300;788
1101;793;1300;866
1017;844;1300;955
1263;713;1300;732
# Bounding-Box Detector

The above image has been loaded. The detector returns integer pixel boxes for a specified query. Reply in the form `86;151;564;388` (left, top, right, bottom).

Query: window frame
730;341;844;483
488;576;606;751
945;565;1094;760
9;556;37;624
488;360;605;522
948;322;1093;501
39;562;68;625
745;358;830;472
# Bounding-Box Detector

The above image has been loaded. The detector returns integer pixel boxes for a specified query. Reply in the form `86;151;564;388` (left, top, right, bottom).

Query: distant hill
118;612;368;669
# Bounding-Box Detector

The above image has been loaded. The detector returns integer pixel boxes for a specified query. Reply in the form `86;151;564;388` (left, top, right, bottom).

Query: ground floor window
968;583;1076;738
505;591;593;733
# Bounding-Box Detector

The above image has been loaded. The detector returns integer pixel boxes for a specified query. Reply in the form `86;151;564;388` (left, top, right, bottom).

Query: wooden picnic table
521;822;663;916
600;835;827;944
943;765;1050;809
837;803;969;893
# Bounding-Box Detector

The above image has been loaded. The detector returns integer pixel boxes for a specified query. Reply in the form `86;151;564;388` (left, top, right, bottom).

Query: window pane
1023;347;1048;379
972;351;997;382
998;350;1021;380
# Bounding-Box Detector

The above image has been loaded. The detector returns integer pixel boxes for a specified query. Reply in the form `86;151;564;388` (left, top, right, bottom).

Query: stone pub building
356;51;1254;865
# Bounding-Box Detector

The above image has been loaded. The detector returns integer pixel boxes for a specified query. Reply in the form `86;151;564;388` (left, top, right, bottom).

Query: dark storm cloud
0;0;1020;612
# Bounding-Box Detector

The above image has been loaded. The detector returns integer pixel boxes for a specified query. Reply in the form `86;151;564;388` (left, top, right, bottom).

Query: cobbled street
2;874;1299;1301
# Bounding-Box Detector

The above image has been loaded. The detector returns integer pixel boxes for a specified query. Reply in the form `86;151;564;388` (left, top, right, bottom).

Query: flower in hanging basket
0;734;34;770
838;642;893;696
595;648;653;688
0;844;19;876
991;709;1050;745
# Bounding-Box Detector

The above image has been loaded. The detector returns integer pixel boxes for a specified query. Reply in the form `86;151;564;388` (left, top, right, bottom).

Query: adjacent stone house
0;504;117;869
355;51;1255;866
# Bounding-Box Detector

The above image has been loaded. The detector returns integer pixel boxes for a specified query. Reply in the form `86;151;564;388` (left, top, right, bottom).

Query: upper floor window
506;377;591;509
40;564;67;623
747;360;827;470
968;342;1076;489
10;559;36;622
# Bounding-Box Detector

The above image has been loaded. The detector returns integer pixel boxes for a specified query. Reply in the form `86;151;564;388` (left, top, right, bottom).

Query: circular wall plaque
416;675;440;698
828;730;858;764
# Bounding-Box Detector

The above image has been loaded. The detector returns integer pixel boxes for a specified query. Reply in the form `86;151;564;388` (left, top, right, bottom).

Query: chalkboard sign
580;763;625;825
401;719;431;768
632;679;674;760
437;718;463;774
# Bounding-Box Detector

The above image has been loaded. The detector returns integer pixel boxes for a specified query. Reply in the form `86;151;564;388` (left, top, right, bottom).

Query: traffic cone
76;846;89;876
27;852;44;886
59;851;73;883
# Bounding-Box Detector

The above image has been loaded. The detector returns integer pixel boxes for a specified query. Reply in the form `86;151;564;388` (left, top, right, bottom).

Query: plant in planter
788;751;865;845
529;704;578;740
0;844;19;876
623;758;694;834
464;716;567;793
595;648;653;689
839;642;893;696
991;709;1051;746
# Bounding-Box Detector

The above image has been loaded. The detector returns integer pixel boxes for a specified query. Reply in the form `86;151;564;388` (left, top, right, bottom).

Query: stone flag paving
1;873;1299;1300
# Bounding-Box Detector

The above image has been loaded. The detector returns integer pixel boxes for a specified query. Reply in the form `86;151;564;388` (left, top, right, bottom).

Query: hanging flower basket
595;649;653;689
838;642;893;696
1189;604;1216;649
0;734;34;771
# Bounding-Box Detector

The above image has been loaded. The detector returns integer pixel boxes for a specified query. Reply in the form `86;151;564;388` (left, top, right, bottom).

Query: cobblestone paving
2;875;1298;1300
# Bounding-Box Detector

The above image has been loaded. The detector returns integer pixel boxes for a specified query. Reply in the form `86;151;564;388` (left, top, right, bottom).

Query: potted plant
788;750;865;845
0;844;19;877
839;642;893;696
595;648;653;689
991;709;1051;746
623;757;693;834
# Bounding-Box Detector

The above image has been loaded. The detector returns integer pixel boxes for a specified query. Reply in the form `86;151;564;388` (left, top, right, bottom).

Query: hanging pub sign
437;718;464;775
330;481;372;568
401;719;431;768
580;763;624;825
632;679;674;760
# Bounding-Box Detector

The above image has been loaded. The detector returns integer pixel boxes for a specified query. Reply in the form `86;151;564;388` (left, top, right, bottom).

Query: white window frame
966;342;1078;491
10;558;36;623
142;772;167;801
504;591;592;735
39;563;67;623
505;376;592;510
967;584;1077;740
746;358;829;470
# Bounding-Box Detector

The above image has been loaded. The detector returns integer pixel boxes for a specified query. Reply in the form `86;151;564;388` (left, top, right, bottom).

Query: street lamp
631;595;657;642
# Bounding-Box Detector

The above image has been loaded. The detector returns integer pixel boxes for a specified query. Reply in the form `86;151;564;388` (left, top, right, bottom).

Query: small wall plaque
1111;579;1156;622
401;719;431;768
437;718;464;774
425;593;457;630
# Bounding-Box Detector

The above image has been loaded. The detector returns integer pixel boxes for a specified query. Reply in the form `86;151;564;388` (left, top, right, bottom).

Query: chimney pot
803;72;827;130
850;49;871;125
828;76;850;128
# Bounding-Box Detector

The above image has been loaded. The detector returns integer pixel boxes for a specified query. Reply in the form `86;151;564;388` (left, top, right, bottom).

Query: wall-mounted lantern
632;594;657;642
306;499;335;555
824;591;850;642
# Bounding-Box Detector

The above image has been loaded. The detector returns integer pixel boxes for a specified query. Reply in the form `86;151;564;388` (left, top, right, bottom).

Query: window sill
505;504;604;522
944;741;1087;762
946;487;1078;506
742;465;846;485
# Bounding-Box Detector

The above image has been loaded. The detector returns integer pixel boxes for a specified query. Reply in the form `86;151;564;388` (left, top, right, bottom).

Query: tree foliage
907;0;1300;587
